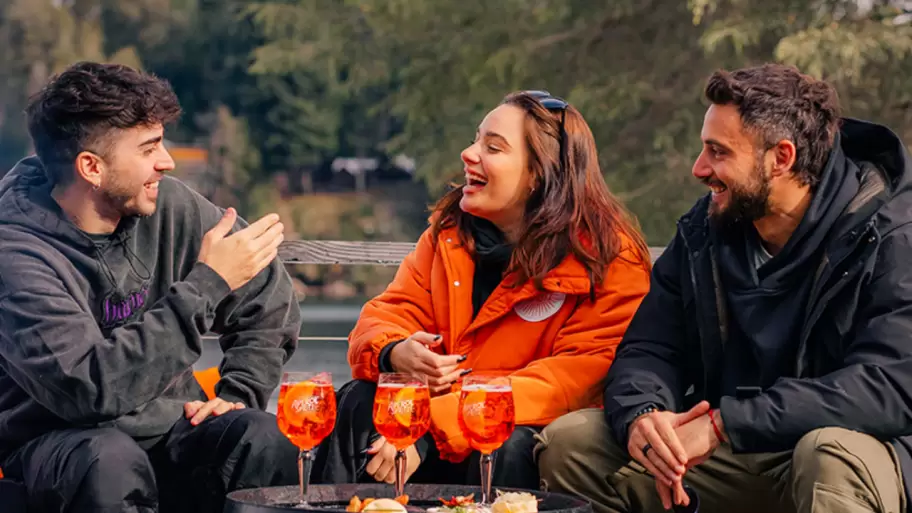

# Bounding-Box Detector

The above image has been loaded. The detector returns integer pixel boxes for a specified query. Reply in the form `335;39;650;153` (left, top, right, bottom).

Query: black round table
224;483;593;513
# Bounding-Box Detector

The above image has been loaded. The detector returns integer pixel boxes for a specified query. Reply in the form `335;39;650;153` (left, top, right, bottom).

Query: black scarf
469;216;513;318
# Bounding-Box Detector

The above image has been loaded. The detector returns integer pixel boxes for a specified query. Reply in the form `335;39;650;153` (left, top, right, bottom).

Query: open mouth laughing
464;170;488;194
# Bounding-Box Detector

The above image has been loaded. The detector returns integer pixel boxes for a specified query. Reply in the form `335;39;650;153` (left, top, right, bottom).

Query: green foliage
0;0;910;245
242;0;912;243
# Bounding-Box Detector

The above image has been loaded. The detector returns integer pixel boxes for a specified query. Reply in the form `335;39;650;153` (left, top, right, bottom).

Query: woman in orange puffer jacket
312;91;652;490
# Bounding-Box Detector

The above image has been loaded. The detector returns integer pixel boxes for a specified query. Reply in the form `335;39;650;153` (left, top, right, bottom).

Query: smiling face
458;104;536;234
77;123;175;219
692;103;773;231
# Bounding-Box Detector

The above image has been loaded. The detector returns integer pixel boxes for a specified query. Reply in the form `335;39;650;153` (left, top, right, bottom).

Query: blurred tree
248;0;912;243
693;0;912;142
1;0;910;245
195;105;259;210
247;0;718;241
0;0;147;171
246;0;402;190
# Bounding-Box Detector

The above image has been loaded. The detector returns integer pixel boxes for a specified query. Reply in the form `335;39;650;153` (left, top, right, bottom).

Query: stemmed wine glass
457;375;515;505
276;371;337;506
372;373;431;497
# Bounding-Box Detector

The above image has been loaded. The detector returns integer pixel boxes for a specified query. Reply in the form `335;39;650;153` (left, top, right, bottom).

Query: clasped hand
627;401;724;509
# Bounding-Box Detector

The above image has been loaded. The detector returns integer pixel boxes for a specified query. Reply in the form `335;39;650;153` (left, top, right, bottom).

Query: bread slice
492;492;538;513
362;498;408;513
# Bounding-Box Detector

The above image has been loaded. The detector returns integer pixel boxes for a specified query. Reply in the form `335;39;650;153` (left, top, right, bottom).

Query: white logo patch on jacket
514;292;567;322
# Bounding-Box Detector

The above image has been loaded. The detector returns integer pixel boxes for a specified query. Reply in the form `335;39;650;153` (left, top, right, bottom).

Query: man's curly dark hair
26;61;182;184
704;63;842;190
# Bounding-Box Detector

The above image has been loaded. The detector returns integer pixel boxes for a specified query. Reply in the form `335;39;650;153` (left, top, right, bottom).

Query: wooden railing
278;240;667;266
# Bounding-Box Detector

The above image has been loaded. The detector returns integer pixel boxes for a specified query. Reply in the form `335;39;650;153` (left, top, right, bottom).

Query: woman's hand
389;332;467;392
365;436;421;484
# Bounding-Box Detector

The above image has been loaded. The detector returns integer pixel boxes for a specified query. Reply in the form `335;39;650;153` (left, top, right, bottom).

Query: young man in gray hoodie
0;61;302;512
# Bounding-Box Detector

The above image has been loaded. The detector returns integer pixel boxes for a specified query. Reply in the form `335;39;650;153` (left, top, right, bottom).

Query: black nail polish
460;368;473;376
434;334;442;341
457;354;468;362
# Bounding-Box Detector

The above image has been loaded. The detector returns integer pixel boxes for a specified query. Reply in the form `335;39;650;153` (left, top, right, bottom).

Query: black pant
1;409;299;513
312;380;541;489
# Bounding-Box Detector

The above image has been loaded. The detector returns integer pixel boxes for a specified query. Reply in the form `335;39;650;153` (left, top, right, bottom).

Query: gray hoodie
0;157;300;458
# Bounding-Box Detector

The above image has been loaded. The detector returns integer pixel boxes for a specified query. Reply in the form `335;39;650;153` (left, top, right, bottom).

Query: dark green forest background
2;0;910;298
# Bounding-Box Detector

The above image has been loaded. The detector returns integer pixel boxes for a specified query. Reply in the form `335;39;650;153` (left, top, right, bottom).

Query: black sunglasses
524;90;569;111
523;90;568;177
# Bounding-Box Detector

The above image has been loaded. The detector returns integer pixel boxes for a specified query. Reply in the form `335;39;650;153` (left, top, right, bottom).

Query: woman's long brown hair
431;91;650;292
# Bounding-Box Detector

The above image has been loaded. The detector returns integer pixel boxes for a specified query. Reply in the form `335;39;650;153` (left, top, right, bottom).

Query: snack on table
347;495;409;513
429;491;539;513
439;495;476;508
492;491;539;513
428;494;488;513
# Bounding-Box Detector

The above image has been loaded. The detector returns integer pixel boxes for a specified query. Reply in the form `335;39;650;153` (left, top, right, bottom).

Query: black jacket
603;118;912;501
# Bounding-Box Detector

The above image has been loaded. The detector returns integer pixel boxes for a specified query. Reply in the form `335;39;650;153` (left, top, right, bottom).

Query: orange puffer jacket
348;225;651;462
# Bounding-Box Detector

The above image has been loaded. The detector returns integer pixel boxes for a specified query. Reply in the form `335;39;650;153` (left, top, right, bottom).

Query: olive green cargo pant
535;409;905;513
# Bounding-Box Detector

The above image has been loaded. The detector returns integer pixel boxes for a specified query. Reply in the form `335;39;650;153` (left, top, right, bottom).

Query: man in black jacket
535;63;912;513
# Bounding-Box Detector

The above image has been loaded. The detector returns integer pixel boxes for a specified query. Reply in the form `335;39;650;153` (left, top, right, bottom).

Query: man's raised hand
198;208;284;291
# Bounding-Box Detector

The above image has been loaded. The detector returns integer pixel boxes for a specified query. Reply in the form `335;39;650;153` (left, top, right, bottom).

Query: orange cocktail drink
457;375;515;504
373;373;431;496
278;378;336;450
276;372;336;506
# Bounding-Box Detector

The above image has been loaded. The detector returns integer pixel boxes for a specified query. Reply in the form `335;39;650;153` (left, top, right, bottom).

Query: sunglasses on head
524;90;569;111
523;90;568;178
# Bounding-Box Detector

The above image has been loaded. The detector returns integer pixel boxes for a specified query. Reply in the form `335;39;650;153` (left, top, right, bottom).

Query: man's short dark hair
26;61;182;184
704;63;842;189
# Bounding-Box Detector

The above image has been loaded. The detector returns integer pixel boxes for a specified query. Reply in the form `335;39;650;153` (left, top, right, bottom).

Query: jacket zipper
682;229;718;403
795;225;876;375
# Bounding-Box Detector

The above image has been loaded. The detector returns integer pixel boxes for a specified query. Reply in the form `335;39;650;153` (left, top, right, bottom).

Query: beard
706;160;771;235
99;175;155;219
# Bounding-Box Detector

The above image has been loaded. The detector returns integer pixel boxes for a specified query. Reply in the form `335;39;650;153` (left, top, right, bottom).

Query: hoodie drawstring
93;243;120;292
93;232;152;290
121;233;152;281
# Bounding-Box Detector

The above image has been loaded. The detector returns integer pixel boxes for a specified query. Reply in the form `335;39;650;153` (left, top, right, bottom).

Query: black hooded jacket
603;119;912;500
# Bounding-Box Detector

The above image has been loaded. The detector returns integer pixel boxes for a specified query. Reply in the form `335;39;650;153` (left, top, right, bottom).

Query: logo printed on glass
463;401;485;418
388;399;414;416
292;395;321;414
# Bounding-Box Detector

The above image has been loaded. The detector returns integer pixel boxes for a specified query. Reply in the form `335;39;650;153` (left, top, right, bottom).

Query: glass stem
480;452;494;505
299;449;314;505
395;449;407;497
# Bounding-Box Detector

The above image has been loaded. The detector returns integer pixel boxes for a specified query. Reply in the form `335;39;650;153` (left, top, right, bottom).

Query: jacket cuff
215;384;251;408
719;395;758;453
184;262;232;306
351;332;412;382
378;339;406;373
